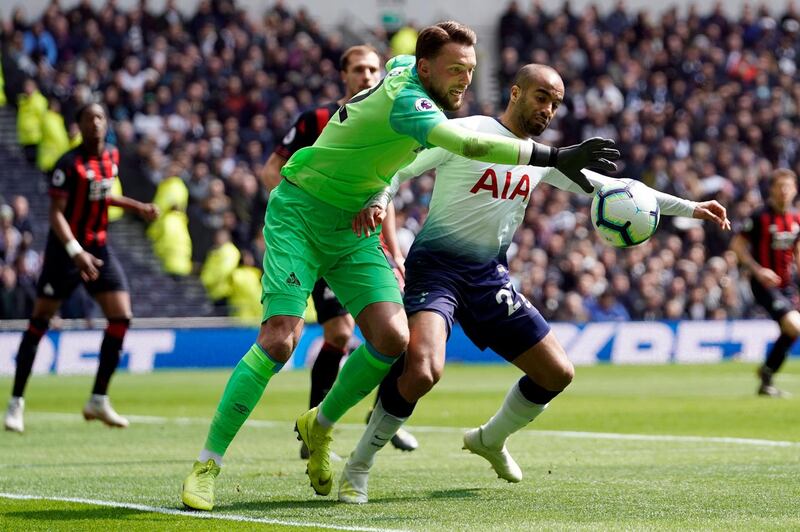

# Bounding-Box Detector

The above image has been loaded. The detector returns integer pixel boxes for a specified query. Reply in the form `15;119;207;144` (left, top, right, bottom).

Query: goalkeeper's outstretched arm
426;121;620;193
426;120;555;166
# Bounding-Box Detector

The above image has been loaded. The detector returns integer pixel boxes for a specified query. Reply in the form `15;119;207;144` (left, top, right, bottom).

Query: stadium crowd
0;0;799;322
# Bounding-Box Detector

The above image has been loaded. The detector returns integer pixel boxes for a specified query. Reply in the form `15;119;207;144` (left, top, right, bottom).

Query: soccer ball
590;179;660;248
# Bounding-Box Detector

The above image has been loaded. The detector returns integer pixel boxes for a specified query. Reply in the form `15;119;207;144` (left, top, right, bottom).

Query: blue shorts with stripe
403;248;551;362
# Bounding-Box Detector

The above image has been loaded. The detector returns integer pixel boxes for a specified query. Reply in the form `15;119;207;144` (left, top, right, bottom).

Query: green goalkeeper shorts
260;180;403;322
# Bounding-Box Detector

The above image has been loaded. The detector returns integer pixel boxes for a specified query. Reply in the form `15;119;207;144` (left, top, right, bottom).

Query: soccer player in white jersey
338;64;731;503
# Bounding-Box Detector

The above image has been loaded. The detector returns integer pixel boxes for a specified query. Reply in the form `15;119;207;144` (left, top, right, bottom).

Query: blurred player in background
262;45;418;457
3;103;159;433
731;169;800;397
340;64;730;503
182;20;618;511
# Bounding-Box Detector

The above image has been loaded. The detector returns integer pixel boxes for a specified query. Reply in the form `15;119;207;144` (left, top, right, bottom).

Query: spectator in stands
200;228;240;308
11;195;33;241
149;175;193;276
16;78;47;163
586;288;630;322
0;204;22;265
1;0;797;325
36;97;71;171
0;46;7;107
10;239;37;315
227;251;262;323
23;22;57;67
0;265;28;318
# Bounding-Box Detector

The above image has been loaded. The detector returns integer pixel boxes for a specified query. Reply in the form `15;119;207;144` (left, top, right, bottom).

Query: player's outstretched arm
108;194;160;221
543;169;730;230
426;122;619;192
691;201;731;230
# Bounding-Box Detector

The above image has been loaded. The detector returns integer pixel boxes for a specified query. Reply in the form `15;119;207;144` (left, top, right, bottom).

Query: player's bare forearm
262;153;287;192
731;234;759;272
734;234;781;287
108;194;139;210
108;195;159;221
382;203;403;259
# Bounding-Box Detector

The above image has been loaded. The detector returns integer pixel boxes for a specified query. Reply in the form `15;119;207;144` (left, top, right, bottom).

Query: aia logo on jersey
470;168;531;202
414;98;434;111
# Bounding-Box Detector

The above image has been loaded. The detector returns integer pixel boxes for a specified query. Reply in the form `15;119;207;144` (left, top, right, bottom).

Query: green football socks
319;342;396;425
203;344;283;456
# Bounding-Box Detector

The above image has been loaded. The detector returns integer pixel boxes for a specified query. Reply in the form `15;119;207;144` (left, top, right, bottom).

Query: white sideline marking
32;412;800;448
0;492;408;532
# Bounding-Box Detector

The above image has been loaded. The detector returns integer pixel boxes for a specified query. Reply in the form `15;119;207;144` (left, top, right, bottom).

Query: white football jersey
391;115;696;263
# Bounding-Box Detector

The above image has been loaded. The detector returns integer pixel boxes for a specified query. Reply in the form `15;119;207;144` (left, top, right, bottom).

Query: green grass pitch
1;362;799;531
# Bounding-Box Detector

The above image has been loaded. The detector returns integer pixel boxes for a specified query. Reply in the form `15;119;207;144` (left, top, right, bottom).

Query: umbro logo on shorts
286;272;302;287
233;402;250;415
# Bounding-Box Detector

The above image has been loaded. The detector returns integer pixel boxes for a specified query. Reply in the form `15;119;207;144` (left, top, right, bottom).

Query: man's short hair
340;45;379;72
771;168;798;186
415;21;476;61
75;102;105;123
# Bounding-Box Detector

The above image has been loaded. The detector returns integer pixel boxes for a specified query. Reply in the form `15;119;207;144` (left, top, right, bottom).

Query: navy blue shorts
403;250;551;362
36;234;129;300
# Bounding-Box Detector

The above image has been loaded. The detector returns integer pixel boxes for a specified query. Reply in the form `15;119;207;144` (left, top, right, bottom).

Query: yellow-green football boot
295;407;334;495
181;459;221;510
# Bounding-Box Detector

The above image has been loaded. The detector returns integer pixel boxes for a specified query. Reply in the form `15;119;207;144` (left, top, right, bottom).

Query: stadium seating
1;1;798;322
0;105;215;318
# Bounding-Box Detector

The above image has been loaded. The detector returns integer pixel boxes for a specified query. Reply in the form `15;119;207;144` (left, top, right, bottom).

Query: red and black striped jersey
741;205;800;287
48;145;119;247
273;103;340;159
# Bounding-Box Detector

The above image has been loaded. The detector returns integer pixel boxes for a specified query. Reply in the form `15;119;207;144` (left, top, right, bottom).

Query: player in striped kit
338;64;730;503
731;169;800;397
4;103;159;433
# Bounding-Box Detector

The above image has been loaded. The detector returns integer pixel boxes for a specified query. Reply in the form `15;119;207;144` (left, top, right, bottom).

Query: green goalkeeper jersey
280;55;447;212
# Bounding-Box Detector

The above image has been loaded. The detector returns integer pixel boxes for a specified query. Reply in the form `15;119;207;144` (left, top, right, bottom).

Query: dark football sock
518;375;562;405
92;319;129;395
764;334;795;377
11;318;49;398
309;342;347;408
377;353;417;418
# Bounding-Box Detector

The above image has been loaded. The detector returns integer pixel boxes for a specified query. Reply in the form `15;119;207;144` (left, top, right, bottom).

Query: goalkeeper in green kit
181;20;620;510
